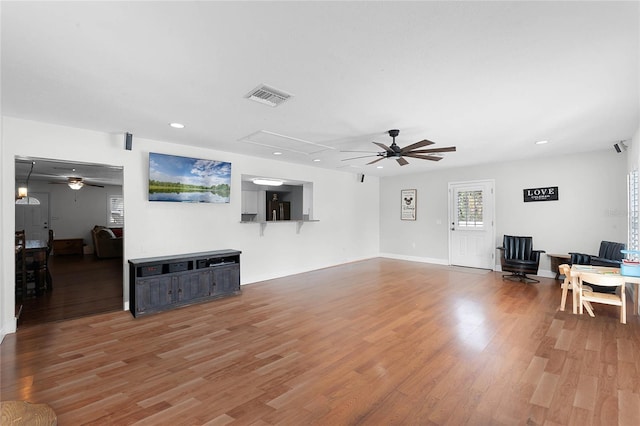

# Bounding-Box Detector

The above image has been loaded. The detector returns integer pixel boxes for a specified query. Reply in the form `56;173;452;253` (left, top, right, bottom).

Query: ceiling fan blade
396;157;409;166
410;146;457;154
342;154;380;161
403;153;443;161
367;157;386;165
400;139;435;153
372;142;392;152
340;150;379;153
86;183;105;188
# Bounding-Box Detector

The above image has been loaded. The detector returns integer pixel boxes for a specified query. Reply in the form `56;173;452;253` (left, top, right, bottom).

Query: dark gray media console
128;249;241;317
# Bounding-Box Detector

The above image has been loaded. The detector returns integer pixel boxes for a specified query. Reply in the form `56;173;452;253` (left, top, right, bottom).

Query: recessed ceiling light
313;159;321;162
273;152;282;156
535;140;548;145
169;123;185;129
377;166;383;169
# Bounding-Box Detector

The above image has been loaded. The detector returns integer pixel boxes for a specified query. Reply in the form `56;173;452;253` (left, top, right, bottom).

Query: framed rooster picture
401;189;416;220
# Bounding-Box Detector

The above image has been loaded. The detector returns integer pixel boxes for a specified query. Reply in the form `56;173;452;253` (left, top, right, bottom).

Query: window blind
109;195;124;226
457;190;483;228
628;170;639;256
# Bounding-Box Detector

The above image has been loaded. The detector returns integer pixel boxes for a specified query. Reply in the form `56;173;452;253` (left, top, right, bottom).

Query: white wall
379;149;629;275
629;127;639;171
1;117;380;338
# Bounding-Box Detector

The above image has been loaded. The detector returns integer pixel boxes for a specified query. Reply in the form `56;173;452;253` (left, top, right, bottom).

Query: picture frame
401;189;417;220
148;152;231;203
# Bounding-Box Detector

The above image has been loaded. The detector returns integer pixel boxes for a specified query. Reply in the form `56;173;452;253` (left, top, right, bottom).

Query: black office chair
497;235;545;283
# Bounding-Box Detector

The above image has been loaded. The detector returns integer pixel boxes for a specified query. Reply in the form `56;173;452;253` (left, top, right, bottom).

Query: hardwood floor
2;258;639;425
16;254;123;327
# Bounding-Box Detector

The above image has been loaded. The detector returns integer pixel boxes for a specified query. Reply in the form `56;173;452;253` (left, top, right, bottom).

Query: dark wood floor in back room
17;254;123;327
2;258;639;425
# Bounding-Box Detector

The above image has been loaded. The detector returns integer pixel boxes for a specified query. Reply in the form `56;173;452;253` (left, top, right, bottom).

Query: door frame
447;179;496;269
13;156;125;323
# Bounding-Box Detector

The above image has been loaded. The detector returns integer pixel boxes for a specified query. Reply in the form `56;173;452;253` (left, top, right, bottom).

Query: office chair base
502;273;540;283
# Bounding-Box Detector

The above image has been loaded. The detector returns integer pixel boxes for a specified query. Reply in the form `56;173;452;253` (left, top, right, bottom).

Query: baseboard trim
379;253;449;265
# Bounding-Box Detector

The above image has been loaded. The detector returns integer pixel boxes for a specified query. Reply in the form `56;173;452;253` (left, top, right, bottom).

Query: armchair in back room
91;225;123;258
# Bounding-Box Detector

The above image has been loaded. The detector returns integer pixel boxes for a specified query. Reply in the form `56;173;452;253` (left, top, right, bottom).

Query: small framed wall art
401;189;417;220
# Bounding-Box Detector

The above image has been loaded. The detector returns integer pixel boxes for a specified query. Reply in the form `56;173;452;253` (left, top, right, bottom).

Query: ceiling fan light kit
49;176;105;189
341;129;456;167
68;180;84;190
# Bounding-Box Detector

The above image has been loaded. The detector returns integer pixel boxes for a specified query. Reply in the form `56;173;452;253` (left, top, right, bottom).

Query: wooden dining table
567;264;640;316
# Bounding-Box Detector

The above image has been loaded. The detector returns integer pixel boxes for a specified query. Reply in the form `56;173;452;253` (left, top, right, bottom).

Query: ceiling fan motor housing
387;129;401;154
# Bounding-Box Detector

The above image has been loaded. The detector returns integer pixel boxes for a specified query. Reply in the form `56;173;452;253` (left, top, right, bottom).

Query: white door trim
448;179;496;269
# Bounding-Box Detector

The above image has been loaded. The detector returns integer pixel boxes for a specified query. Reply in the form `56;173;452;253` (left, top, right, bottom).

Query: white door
448;181;495;269
15;192;50;241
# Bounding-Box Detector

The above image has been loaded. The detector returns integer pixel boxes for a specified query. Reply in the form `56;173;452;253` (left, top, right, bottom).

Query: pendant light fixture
15;161;40;205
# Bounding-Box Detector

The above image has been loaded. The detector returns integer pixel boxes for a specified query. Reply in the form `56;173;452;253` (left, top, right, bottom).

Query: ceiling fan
342;129;456;166
50;177;105;190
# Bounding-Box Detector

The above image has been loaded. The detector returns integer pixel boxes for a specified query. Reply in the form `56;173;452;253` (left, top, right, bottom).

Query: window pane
457;190;483;228
109;195;124;226
628;171;639;256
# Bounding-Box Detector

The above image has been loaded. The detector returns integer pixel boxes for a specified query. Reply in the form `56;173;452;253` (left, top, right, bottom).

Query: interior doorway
14;157;124;326
448;180;495;269
15;191;50;241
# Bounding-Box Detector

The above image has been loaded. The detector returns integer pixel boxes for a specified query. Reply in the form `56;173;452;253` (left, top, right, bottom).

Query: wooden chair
577;271;626;324
15;230;41;298
558;264;593;315
15;230;27;300
45;229;54;291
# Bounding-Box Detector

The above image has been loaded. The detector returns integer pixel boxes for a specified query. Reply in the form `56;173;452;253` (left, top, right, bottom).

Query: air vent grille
245;84;292;107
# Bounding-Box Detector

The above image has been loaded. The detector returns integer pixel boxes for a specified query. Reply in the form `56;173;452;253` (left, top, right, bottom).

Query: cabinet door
135;275;174;314
211;265;240;296
176;270;211;302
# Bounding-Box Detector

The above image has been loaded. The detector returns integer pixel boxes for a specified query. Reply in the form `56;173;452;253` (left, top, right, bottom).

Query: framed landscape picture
401;189;416;220
148;152;231;203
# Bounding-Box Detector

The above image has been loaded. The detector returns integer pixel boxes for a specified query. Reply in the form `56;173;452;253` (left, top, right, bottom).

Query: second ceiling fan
343;129;456;166
50;177;105;190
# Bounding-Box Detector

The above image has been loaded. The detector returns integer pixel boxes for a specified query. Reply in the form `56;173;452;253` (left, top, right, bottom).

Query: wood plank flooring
2;258;639;425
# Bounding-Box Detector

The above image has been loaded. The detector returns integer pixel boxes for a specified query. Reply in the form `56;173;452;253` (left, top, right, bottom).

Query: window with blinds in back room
109;195;124;227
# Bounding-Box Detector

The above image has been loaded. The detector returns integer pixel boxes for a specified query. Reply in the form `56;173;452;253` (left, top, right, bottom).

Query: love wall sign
523;186;558;202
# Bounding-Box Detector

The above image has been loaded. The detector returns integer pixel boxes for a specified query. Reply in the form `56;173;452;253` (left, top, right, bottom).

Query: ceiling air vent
245;84;292;107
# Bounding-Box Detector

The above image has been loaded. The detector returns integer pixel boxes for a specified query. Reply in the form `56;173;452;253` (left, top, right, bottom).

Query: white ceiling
3;1;639;181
